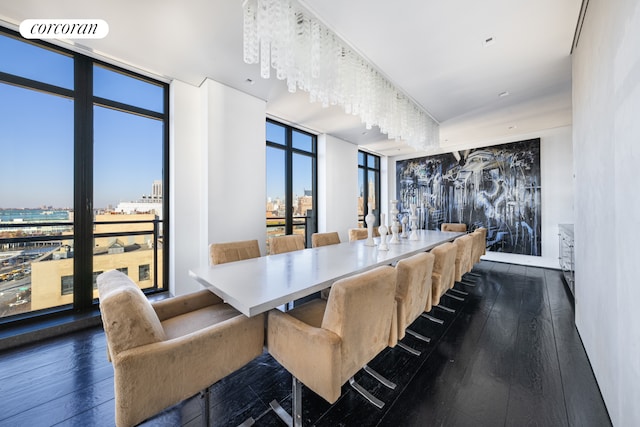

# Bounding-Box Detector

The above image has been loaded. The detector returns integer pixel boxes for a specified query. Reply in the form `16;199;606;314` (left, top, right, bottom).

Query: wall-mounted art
396;138;541;256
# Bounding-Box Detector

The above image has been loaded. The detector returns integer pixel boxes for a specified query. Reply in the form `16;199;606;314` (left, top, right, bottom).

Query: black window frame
358;150;381;226
0;27;169;323
266;118;317;247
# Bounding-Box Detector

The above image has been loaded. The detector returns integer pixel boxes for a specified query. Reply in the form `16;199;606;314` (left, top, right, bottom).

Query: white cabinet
558;224;575;297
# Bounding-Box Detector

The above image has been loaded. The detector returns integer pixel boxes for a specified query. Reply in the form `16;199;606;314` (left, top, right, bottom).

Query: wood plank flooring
0;261;611;426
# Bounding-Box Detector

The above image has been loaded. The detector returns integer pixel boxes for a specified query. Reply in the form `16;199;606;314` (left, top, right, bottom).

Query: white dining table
189;229;464;318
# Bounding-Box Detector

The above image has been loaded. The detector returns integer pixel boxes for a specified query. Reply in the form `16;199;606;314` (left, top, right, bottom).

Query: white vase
378;213;389;251
389;200;400;244
364;205;376;246
409;203;419;240
401;214;409;238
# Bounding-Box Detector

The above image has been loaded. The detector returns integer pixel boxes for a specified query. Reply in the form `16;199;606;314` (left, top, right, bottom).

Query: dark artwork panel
396;138;541;256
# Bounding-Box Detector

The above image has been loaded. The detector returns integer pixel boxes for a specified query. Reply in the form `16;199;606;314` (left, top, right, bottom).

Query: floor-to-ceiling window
358;150;380;226
0;28;168;322
265;119;317;250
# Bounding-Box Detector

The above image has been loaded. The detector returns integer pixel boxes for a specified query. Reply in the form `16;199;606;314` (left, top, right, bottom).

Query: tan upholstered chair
441;223;467;232
394;252;435;356
267;265;398;421
209;239;261;265
348;227;379;242
429;242;458;310
476;226;487;256
269;234;305;254
312;232;341;299
98;270;264;427
311;231;341;248
470;229;485;265
453;234;474;282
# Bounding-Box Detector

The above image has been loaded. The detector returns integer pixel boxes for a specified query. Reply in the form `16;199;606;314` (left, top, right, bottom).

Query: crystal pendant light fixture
242;0;439;150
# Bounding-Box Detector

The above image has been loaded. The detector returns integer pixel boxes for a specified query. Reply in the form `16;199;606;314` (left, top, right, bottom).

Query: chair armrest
111;313;264;425
152;289;223;321
267;309;343;404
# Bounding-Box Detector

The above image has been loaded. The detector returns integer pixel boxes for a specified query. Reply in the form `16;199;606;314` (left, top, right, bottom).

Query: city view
1;177;373;318
0;181;164;319
265;190;313;249
1;31;168;321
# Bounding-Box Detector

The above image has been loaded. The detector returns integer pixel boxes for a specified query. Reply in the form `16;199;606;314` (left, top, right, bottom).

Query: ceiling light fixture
499;91;510;97
242;0;439;150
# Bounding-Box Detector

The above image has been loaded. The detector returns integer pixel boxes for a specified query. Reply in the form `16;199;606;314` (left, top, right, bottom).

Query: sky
0;31;314;210
265;122;314;201
0;32;163;209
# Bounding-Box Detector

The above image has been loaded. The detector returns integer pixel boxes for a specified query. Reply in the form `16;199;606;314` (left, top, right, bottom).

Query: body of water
0;209;70;223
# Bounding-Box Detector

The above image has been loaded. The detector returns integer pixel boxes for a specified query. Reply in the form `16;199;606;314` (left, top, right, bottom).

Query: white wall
317;134;359;243
170;79;364;296
202;79;267;258
388;126;574;269
169;80;202;295
169;78;266;296
572;0;640;425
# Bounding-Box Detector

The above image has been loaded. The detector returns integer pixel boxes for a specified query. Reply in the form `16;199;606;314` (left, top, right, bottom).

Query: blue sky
265;122;313;201
0;32;163;209
1;32;313;209
266;147;313;201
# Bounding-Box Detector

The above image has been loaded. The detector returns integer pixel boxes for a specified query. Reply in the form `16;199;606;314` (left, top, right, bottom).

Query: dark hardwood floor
0;261;611;426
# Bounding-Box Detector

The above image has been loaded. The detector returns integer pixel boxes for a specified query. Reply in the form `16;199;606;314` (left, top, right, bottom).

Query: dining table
189;229;465;318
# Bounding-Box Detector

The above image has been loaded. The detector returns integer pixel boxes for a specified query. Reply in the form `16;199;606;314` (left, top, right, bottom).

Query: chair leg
405;328;431;343
444;292;464;302
292;376;302;427
421;312;445;324
397;341;421;356
200;387;211;427
269;376;302;427
364;364;397;389
448;288;468;296
269;399;293;427
435;304;456;313
349;377;385;409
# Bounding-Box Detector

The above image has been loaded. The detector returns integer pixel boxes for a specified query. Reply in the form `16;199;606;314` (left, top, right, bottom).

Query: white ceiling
0;0;582;157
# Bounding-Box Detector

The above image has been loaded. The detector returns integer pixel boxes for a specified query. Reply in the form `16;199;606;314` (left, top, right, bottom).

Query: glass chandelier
242;0;439;150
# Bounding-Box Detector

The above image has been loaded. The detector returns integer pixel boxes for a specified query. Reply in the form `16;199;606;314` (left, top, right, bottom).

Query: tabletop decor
389;200;400;244
378;213;389;251
365;205;376;246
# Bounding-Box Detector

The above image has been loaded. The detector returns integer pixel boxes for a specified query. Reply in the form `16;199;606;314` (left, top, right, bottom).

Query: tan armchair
311;232;341;300
209;239;261;265
267;265;398;423
311;231;341;248
453;234;474;282
98;270;265;427
348;227;379;242
441;222;467;232
269;234;305;254
429;242;458;311
477;226;487;256
394;252;435;356
470;229;485;265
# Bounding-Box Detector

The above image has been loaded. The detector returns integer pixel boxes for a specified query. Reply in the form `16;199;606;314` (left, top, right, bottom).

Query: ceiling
0;0;582;157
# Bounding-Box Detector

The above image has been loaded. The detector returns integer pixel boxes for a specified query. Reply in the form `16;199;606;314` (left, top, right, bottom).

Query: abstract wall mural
396;138;541;256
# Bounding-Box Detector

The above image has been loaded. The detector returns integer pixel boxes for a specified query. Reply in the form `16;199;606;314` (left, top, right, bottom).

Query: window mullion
73;56;94;311
285;129;293;235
